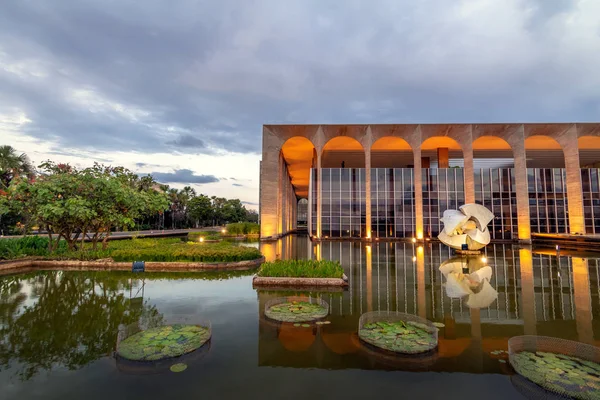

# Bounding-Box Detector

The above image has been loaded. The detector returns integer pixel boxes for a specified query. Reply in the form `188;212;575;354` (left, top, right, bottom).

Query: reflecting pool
1;235;600;399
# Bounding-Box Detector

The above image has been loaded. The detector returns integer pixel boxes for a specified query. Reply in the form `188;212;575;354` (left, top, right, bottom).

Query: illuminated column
259;127;282;239
416;246;426;318
366;244;373;311
573;257;594;344
519;248;536;335
463;134;475;204
413;149;424;239
563;126;585;234
365;148;372;239
277;154;284;235
316;152;322;238
437;148;449;168
512;128;531;241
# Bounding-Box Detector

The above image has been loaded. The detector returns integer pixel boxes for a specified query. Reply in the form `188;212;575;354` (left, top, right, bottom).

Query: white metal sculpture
438;204;494;250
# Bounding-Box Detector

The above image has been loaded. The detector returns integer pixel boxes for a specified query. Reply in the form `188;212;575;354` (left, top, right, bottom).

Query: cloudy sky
1;0;599;208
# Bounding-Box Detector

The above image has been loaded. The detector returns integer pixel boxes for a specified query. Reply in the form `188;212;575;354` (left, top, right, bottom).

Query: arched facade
578;135;600;233
260;123;600;240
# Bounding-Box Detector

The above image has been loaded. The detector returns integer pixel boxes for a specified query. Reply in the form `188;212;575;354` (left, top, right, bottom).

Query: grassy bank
257;260;344;279
0;236;262;263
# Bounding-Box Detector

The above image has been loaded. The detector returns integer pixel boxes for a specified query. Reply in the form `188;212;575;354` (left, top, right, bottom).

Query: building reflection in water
258;236;600;372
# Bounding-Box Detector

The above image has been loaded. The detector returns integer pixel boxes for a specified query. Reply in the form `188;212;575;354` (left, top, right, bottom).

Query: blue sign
132;261;145;273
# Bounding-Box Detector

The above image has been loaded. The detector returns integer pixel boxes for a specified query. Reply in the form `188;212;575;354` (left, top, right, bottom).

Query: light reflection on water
1;235;599;399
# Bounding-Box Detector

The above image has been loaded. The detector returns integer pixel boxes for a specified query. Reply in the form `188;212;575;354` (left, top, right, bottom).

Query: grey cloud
151;169;219;184
242;201;258;206
232;183;243;187
0;0;599;163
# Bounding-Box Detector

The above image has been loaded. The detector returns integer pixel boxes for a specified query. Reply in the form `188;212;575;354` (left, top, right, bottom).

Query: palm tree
0;145;34;189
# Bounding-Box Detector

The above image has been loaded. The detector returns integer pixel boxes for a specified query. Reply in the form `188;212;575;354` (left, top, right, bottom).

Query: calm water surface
2;235;600;399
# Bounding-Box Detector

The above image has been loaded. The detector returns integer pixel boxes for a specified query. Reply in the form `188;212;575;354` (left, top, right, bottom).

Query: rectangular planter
252;273;348;288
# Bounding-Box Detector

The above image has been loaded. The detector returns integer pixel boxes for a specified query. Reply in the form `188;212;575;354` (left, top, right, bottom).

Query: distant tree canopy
0;150;259;235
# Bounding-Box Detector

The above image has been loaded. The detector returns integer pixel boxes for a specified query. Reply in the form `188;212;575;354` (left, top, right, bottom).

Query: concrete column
277;154;284;236
463;135;475;204
316;152;322;238
416;245;426;318
259;129;282;239
512;127;532;241
365;149;372;239
366;244;373;311
437;148;449;169
413;149;424;239
573;257;594;344
519;248;537;335
563;127;585;234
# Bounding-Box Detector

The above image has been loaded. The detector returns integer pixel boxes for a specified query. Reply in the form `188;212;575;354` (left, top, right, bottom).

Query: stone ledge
252;273;349;288
0;256;265;275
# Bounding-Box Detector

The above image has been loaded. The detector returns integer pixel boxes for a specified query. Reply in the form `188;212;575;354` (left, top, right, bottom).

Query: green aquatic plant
511;351;600;399
265;301;328;323
117;324;210;362
258;260;344;279
358;320;437;354
170;363;188;373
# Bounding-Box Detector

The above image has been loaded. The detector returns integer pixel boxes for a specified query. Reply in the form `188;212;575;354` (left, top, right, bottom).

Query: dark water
2;236;600;400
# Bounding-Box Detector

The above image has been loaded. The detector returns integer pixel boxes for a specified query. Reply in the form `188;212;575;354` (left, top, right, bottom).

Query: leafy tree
0;145;34;190
7;162;169;251
188;194;213;227
222;199;246;223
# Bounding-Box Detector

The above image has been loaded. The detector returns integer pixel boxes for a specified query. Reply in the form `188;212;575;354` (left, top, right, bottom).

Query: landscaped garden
0;236;262;262
257;259;344;278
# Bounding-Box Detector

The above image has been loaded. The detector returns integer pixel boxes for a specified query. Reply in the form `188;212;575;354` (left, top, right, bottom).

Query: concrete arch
371;136;413;168
281;136;316;199
578;136;600;168
420;136;463;168
472;136;514;169
525;135;564;168
321;136;365;168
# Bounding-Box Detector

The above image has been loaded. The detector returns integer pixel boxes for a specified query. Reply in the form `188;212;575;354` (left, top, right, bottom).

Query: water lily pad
265;301;328;323
301;324;310;328
118;325;210;362
359;319;437;354
512;351;600;399
170;363;187;372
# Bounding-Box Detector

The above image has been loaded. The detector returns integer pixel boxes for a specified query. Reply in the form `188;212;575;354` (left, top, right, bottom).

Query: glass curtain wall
527;168;569;234
310;168;366;238
582;168;600;234
422;168;465;237
474;169;518;240
370;168;415;238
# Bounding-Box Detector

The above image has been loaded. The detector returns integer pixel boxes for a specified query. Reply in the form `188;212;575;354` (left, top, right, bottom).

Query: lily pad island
509;336;600;399
358;311;438;354
264;296;329;323
117;324;211;362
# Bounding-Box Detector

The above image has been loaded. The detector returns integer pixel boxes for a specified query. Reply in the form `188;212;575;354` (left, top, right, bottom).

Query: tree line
0;145;258;240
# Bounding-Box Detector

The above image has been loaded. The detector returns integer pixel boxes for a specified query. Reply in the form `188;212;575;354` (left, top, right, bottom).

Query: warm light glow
199;237;204;242
221;229;226;234
412;256;417;262
417;246;423;254
416;231;423;240
481;256;487;263
412;238;417;243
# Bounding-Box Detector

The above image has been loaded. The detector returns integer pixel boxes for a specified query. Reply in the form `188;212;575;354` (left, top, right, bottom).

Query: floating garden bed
358;311;438;354
509;336;600;400
264;296;329;323
253;260;347;288
117;324;211;362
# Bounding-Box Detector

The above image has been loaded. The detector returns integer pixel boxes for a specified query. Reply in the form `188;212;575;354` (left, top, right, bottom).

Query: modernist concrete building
259;124;600;241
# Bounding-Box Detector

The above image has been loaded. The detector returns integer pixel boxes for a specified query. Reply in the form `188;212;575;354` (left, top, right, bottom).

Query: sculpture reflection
439;256;498;309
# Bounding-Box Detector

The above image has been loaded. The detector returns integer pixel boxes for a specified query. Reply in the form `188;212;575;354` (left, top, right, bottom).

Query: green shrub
257;260;344;279
188;232;221;241
110;240;262;262
0;236;68;259
226;222;259;235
